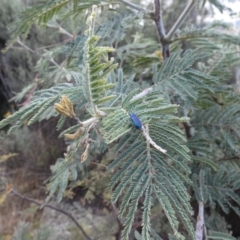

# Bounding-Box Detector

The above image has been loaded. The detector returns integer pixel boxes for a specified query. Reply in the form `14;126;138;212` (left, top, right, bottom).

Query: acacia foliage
1;0;240;239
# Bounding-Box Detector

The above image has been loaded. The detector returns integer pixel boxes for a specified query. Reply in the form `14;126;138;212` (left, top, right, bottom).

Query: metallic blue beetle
129;113;142;129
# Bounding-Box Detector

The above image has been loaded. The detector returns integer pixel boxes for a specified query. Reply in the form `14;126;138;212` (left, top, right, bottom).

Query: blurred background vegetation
0;0;240;239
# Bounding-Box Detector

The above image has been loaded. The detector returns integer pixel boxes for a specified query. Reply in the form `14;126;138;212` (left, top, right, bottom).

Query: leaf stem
17;38;68;74
166;0;196;41
81;117;99;127
142;125;167;154
130;87;153;101
195;202;205;240
153;0;169;60
118;0;147;12
10;188;92;240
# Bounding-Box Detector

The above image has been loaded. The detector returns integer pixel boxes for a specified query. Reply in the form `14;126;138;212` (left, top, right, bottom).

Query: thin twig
142;125;167;154
153;0;169;60
153;0;166;39
130;87;153;101
204;225;207;239
196;170;206;240
129;0;197;99
58;26;74;38
111;203;124;240
36;38;72;50
196;202;204;240
90;161;108;169
17;73;39;107
81;117;99;128
17;38;68;75
166;0;196;41
119;0;147;12
10;189;93;240
218;155;240;161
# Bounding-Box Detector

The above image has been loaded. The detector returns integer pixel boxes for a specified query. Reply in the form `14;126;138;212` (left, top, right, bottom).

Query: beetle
129;113;142;129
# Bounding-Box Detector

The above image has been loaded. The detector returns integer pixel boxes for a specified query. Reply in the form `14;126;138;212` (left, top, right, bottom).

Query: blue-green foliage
1;0;240;240
0;83;76;133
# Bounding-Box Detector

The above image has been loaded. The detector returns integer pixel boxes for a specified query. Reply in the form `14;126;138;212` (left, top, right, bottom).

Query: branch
195;202;205;240
10;189;93;240
118;0;147;13
130;0;196;98
153;0;169;60
142;125;167;154
218;155;240;161
196;170;206;240
17;38;68;74
153;0;166;39
81;116;99;127
166;0;196;41
130;87;153;101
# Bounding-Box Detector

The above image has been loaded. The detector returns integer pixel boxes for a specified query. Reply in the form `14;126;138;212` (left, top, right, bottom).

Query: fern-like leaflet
103;90;194;239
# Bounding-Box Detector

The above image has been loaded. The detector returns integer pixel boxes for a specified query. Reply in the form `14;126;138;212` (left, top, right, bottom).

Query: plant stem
130;87;153;101
130;0;197;99
142;125;167;154
153;0;169;60
166;0;196;41
118;0;147;12
10;188;93;240
17;38;69;78
196;202;205;240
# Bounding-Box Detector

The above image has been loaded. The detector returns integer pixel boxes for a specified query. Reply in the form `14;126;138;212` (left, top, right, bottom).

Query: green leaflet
106;88;194;239
81;34;117;107
208;231;236;240
0;83;80;131
4;1;240;239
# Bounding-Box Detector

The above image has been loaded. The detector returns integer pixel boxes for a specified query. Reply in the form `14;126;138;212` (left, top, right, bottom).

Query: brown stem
153;0;169;59
111;203;124;240
10;189;93;240
218;155;240;161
